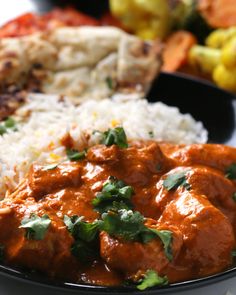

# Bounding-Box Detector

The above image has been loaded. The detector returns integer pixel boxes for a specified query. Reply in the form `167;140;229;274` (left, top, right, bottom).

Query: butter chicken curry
0;128;236;289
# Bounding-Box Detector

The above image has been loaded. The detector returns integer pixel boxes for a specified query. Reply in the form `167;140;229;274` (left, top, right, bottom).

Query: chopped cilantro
98;209;173;261
148;131;154;138
20;214;51;240
92;176;134;213
98;210;145;241
0;117;17;136
137;270;168;290
232;193;236;202
232;250;236;257
163;170;191;191
226;164;236;180
105;76;113;90
101;127;128;148
42;163;58;171
64;215;99;263
64;215;99;242
156;164;162;172
66;149;86;161
71;240;96;263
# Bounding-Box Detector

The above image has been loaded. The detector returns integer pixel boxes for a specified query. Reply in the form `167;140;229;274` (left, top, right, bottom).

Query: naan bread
0;26;162;101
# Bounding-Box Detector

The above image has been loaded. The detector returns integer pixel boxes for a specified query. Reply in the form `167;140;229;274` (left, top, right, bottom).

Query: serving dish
0;73;235;295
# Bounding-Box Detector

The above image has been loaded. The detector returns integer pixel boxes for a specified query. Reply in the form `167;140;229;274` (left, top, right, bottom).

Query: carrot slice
162;31;197;72
198;0;236;28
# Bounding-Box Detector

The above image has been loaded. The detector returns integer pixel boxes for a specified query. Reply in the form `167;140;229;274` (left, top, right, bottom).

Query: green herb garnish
66;149;86;161
0;117;17;136
232;250;236;257
92;176;134;213
105;76;113;90
232;193;236;202
163;170;191;191
20;214;51;240
226;164;236;180
148;131;154;138
64;215;99;242
42;163;58;171
98;209;173;261
101;127;128;148
137;270;168;290
64;215;99;263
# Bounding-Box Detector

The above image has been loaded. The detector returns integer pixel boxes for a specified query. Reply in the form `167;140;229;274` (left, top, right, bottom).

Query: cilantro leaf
163;170;191;191
98;209;174;261
66;149;86;161
0;117;17;136
64;215;99;242
232;250;236;257
137;270;168;290
232;193;236;202
149;229;173;261
226;164;236;179
101;127;128;148
64;215;99;263
98;210;145;241
71;240;97;263
105;76;113;90
42;163;58;171
20;214;51;240
92;176;134;213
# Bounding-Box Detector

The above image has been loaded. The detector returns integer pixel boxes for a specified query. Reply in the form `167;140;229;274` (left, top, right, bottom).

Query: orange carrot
162;30;197;72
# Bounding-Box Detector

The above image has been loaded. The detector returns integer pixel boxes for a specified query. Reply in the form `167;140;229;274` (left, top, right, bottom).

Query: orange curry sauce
0;140;236;286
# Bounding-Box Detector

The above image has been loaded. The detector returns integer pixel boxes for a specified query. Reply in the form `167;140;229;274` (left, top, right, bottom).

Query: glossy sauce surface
0;141;236;286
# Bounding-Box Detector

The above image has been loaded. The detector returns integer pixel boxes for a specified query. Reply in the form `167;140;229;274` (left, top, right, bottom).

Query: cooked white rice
0;94;207;197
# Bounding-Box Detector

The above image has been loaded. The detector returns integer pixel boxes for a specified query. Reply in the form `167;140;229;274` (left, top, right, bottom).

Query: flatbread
0;26;162;102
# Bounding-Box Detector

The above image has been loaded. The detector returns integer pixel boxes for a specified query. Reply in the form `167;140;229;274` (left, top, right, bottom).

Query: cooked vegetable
198;0;236;28
92;176;134;213
163;30;197;72
221;37;236;68
232;193;236;202
213;64;236;92
137;270;168;290
109;0;173;39
188;45;221;74
20;214;51;240
206;27;236;49
101;127;128;148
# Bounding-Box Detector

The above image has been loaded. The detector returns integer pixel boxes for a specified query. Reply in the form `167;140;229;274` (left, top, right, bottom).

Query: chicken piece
163;144;236;172
100;221;183;279
159;191;235;281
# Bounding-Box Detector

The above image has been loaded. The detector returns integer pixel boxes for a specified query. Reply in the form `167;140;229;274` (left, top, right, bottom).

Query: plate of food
0;1;236;295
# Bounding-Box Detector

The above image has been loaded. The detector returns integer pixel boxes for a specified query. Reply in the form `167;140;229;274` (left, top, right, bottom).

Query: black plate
0;73;235;294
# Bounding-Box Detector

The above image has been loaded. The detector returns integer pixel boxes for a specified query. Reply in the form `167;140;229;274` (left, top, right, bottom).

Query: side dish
0;128;235;289
0;26;161;99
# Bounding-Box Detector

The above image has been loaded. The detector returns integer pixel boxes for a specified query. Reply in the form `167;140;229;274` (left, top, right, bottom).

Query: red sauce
0;140;236;286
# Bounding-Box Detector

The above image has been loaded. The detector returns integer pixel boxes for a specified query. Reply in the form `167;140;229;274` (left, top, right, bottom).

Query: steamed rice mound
0;94;207;197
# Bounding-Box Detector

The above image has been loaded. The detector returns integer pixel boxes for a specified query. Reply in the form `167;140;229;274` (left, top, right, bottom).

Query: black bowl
0;73;235;295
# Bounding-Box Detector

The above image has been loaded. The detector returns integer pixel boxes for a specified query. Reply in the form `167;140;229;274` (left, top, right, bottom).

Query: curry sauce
0;140;236;287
